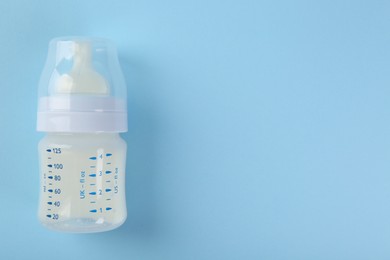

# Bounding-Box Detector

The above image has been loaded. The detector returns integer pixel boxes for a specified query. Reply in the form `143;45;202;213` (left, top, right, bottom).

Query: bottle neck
46;132;120;138
37;96;127;133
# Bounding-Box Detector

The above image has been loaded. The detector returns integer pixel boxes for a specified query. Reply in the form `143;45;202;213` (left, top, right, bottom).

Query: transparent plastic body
38;133;127;233
37;37;128;233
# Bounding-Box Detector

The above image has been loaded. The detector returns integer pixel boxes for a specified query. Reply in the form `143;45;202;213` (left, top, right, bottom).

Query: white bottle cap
37;37;127;133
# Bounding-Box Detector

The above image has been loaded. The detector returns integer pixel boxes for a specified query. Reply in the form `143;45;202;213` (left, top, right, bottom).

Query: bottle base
40;217;126;233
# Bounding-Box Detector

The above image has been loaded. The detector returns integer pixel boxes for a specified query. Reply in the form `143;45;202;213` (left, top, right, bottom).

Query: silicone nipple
55;41;109;94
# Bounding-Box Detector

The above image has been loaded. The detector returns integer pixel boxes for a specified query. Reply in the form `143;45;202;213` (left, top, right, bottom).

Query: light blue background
0;0;390;259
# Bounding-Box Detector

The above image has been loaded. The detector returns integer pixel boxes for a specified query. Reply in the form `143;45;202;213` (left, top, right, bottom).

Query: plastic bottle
36;37;127;233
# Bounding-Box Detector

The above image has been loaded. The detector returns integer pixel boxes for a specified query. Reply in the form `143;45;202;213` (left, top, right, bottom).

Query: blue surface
0;0;390;259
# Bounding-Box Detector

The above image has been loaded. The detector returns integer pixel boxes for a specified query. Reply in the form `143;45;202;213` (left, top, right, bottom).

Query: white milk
38;133;127;233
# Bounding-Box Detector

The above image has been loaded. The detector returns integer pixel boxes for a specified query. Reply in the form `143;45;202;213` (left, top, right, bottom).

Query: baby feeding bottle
36;37;127;233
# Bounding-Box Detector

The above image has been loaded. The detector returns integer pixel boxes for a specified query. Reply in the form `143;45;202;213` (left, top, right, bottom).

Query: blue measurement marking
90;166;96;168
106;207;112;211
48;196;52;198
90;183;96;186
106;153;112;157
47;202;52;205
89;174;96;177
46;214;52;218
89;157;97;160
90;201;96;203
105;171;112;174
106;180;111;183
48;176;53;179
46;149;51;152
90;209;97;213
106;162;111;165
105;188;112;192
47;164;52;168
48;189;53;193
89;192;96;195
106;198;111;201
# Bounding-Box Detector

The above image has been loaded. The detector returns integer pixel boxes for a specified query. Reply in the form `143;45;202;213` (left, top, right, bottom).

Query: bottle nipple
55;41;109;94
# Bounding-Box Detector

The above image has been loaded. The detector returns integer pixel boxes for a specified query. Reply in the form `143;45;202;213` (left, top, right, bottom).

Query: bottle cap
37;37;127;133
